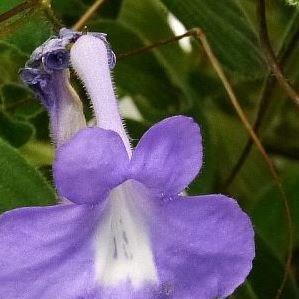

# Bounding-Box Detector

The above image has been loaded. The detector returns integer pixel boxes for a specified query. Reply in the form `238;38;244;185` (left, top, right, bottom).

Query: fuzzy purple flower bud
20;31;86;146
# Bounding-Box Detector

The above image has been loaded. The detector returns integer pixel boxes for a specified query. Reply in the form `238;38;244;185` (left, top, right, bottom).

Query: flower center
94;180;158;288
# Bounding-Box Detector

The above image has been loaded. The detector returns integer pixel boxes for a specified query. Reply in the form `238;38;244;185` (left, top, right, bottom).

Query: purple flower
0;32;255;299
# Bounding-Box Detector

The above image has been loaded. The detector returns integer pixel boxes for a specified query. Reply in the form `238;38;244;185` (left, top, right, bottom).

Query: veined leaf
0;137;56;213
119;0;189;84
1;83;41;119
0;41;26;84
252;165;299;259
0;111;33;147
161;0;265;76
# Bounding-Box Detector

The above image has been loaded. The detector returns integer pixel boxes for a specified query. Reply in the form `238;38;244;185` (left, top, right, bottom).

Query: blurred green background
0;0;299;298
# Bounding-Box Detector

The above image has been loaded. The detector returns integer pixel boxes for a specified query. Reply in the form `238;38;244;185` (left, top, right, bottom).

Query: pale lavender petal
53;127;130;204
0;204;101;299
130;116;203;197
90;182;254;298
0;195;167;299
150;194;255;299
0;184;254;298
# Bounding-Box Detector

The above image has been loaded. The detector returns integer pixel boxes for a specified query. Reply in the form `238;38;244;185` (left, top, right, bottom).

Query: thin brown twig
194;28;277;178
196;28;293;298
258;0;299;107
72;0;106;31
118;31;193;60
117;27;293;299
222;76;274;189
0;0;38;24
191;28;293;299
223;18;299;189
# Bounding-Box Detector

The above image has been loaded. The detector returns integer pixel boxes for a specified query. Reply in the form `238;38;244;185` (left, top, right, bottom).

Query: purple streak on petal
149;194;255;299
28;38;68;71
130;116;203;197
19;67;54;108
41;38;70;71
28;33;79;71
20;68;86;146
70;35;131;156
43;48;70;71
0;204;102;299
54;127;130;204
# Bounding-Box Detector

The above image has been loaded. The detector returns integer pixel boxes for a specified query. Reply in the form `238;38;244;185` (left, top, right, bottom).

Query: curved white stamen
94;181;158;288
70;35;132;156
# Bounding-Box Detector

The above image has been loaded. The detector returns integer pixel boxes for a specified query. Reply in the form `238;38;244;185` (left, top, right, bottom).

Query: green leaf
0;0;25;13
119;0;190;84
247;236;298;298
29;110;50;141
232;281;258;299
252;165;299;259
3;11;53;54
20;141;54;167
0;0;53;54
124;118;149;147
52;0;123;26
0;111;33;147
0;137;56;213
1;83;42;119
52;0;87;26
207;107;271;207
160;0;265;76
0;41;27;84
233;235;298;298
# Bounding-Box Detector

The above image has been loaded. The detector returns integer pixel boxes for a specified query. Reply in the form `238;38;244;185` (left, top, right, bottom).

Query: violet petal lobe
151;194;255;299
53;127;130;204
130;116;203;197
0;204;102;299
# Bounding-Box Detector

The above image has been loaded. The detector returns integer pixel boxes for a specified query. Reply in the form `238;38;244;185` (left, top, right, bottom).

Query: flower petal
54;127;130;204
130;116;202;196
151;194;255;299
0;204;102;298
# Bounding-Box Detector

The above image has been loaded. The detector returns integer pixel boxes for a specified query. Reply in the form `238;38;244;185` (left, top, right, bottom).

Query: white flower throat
71;35;157;287
94;181;158;288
